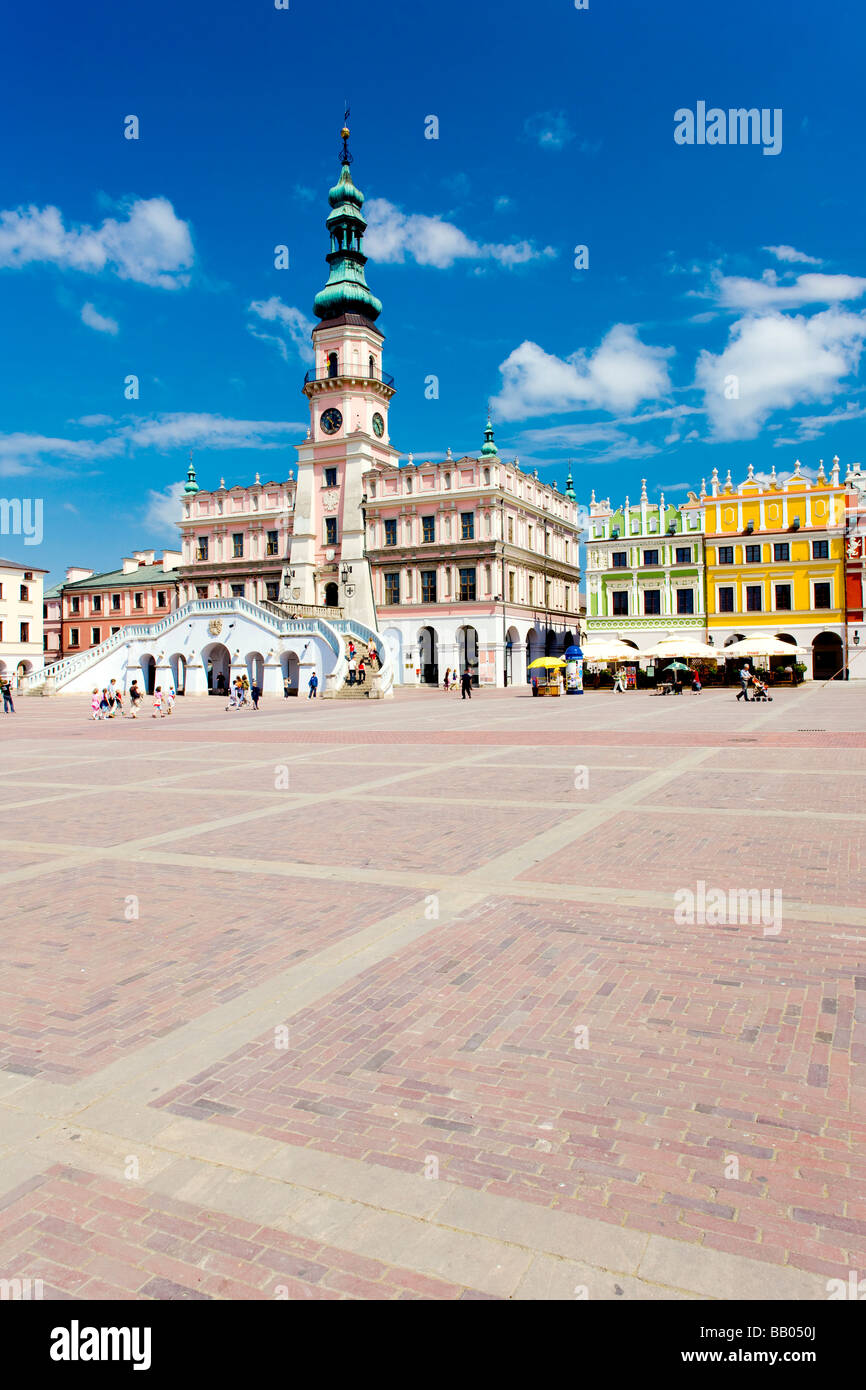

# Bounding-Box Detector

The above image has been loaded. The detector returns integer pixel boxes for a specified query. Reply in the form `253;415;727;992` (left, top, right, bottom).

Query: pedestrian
106;685;116;717
348;640;356;661
612;670;625;694
100;688;111;717
308;672;319;699
216;672;226;696
443;667;450;692
357;659;366;685
235;678;246;707
283;676;291;699
129;680;143;718
347;657;357;686
461;669;473;700
90;688;101;720
367;645;378;669
114;687;124;717
165;687;175;715
109;677;123;715
251;682;262;709
152;686;164;718
692;672;702;693
1;677;14;714
736;664;752;701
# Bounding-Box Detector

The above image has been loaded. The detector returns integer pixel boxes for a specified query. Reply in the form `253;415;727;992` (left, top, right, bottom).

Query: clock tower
287;121;398;626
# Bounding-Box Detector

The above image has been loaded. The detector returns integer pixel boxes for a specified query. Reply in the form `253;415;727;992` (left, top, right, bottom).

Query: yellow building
683;459;847;680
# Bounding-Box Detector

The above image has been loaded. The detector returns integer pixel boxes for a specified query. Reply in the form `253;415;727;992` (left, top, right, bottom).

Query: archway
545;629;556;656
245;651;264;688
417;625;438;684
722;633;747;684
324;581;338;608
812;631;843;681
169;654;186;694
525;628;538;683
201;642;230;696
457;625;479;684
280;651;300;694
139;654;156;695
505;626;521;687
15;660;32;688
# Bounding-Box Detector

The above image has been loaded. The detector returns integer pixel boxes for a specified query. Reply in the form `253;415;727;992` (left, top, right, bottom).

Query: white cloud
714;269;866;311
248;297;315;364
763;245;822;265
779;400;866;443
364;198;556;270
523;112;574;150
491;325;674;421
144;480;185;534
695;308;866;440
0;197;194;288
81;301;118;335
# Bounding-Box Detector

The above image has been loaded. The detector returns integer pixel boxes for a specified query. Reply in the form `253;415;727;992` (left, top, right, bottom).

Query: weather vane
340;104;352;165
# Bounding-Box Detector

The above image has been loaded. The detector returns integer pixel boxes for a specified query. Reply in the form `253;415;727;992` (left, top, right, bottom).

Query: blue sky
2;0;865;581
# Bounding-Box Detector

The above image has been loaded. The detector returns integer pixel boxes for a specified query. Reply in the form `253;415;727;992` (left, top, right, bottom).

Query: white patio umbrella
581;638;640;663
722;636;808;659
642;636;721;661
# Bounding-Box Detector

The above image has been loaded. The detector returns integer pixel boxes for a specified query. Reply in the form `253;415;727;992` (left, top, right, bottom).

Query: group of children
226;675;261;710
90;678;171;720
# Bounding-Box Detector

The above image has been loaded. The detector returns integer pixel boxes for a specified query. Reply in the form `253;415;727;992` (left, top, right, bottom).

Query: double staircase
335;637;382;698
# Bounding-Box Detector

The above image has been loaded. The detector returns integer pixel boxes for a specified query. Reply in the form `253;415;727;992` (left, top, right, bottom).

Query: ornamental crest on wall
208;619;223;636
322;489;340;513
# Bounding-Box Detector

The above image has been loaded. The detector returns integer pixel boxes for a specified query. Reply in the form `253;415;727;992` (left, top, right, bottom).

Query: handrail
304;367;395;388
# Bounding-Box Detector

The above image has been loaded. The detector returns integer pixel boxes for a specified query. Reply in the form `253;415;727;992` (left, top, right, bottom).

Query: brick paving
0;682;863;1299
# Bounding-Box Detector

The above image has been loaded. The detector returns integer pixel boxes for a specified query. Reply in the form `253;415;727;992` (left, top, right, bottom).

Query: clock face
321;407;343;435
372;412;385;438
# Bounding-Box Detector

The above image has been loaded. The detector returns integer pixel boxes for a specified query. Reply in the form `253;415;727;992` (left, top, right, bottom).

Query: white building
0;557;48;686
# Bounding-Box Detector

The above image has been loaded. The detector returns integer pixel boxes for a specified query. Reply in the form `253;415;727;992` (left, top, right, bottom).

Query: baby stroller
752;680;773;702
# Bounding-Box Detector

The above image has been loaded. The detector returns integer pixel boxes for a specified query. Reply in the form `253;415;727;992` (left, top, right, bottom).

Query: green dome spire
565;468;576;501
480;412;499;457
184;452;200;495
313;122;382;324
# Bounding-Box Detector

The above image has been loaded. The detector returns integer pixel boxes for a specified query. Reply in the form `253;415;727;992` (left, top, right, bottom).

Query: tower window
384;519;397;546
369;355;375;378
327;352;338;378
324;467;337;487
325;517;338;546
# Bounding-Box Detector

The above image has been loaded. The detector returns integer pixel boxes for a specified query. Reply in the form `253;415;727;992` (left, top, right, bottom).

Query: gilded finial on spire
340;105;352;165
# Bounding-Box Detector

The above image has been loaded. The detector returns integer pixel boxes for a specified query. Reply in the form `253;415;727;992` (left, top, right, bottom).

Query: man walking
347;657;357;686
308;672;319;699
460;669;473;700
737;664;752;701
1;677;14;714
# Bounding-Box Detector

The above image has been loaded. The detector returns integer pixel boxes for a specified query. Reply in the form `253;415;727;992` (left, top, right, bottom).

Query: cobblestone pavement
0;684;863;1300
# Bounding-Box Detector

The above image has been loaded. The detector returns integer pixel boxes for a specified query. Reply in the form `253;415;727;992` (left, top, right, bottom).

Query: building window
384;519;398;546
19;584;29;601
527;524;533;549
421;570;437;603
528;576;534;605
507;517;514;542
368;354;375;378
643;549;659;567
565;584;571;610
232;533;244;558
718;546;734;565
444;473;451;490
745;544;761;563
196;585;208;600
325;517;338;546
20;622;30;642
156;591;167;608
69;628;79;647
813;539;829;560
111;626;120;635
508;571;515;601
231;583;244;598
644;589;661;615
266;581;279;601
91;594;101;612
91;626;100;644
675;546;691;563
612;592;629;616
461;512;474;540
327;352;338;378
773;542;790;562
746;585;763;612
677;589;694;614
196;537;209;560
611;551;627;568
384;572;400;605
324;467;337;487
459;567;476;601
718;586;735;613
266;530;279;555
134;592;143;609
110;593;120;611
814;581;832;609
421;515;435;543
70;595;80;614
774;583;792;610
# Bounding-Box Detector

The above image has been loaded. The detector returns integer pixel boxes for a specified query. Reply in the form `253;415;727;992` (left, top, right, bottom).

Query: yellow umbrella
527;656;566;669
